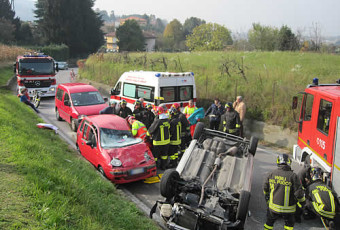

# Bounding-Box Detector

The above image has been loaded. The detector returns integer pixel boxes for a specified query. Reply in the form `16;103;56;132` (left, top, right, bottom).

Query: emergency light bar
154;72;194;78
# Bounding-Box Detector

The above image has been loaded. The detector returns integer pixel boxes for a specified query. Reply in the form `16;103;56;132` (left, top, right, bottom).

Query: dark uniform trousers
264;209;294;230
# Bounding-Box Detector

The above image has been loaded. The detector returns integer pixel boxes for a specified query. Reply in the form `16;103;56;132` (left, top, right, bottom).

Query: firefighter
168;107;182;168
128;116;147;140
132;100;145;121
183;99;198;137
147;106;170;170
303;167;339;229
117;99;132;118
172;103;191;159
221;102;241;136
263;154;305;230
142;103;155;129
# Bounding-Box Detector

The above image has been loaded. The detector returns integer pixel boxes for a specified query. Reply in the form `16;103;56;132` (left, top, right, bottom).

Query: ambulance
110;71;196;110
292;78;340;195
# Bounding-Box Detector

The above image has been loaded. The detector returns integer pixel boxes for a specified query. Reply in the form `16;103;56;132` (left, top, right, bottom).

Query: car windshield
100;128;141;149
71;91;105;106
19;59;54;75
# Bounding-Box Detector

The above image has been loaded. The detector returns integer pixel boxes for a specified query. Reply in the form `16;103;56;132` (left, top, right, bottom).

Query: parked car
55;83;107;131
56;61;68;70
152;122;258;230
76;114;157;184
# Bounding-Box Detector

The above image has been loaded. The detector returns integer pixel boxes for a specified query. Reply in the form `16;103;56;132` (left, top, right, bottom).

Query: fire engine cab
110;71;196;110
292;78;340;195
14;53;58;97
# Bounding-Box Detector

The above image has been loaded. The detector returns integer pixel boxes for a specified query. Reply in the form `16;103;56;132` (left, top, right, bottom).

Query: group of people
263;153;339;230
100;98;195;170
205;96;246;136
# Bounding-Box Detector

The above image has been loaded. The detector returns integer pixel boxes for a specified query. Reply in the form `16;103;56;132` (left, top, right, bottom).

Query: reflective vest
263;166;305;214
184;105;197;119
308;181;338;219
131;120;147;140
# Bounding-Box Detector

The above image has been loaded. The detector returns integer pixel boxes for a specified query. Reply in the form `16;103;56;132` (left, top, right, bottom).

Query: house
104;32;119;52
143;31;156;52
120;17;147;27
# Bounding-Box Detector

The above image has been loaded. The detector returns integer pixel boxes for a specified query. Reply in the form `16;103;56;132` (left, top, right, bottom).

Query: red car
55;83;107;131
76;114;157;184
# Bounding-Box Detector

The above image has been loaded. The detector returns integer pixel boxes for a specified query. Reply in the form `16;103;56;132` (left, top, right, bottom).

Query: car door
62;92;72;123
78;122;90;159
82;124;99;166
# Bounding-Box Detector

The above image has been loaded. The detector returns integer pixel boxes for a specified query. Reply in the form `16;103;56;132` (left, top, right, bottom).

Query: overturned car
151;122;258;230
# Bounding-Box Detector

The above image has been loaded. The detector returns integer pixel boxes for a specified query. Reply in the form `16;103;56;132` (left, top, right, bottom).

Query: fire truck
14;53;58;97
292;78;340;195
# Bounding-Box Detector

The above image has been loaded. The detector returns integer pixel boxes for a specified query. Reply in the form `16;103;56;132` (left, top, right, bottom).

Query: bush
39;44;70;60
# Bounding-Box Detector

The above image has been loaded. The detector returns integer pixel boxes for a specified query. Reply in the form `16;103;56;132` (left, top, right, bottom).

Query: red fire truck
292;78;340;195
14;53;58;97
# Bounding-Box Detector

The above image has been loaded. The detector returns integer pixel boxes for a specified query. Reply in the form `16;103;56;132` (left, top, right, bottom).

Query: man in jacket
221;102;241;136
303;167;339;230
205;98;224;130
132;100;145;121
233;96;246;137
117;99;132;118
263;154;305;230
147;106;170;170
142;103;155;129
100;100;117;114
168;107;182;168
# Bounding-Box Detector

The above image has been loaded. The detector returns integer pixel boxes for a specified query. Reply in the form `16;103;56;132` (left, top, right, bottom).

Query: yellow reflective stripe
264;224;273;230
312;201;335;218
170;140;181;145
264;191;269;195
269;203;296;213
329;191;335;213
169;155;177;160
160;155;168;160
284;186;290;207
160;124;164;142
223;121;226;124
153;139;170;145
297;202;302;208
236;124;241;128
298;196;305;203
284;226;293;230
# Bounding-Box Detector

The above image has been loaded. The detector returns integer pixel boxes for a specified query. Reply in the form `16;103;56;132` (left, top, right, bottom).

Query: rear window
56;88;64;101
161;87;176;102
161;85;193;102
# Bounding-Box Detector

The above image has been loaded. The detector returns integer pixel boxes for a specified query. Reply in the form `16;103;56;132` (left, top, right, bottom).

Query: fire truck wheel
56;108;62;121
70;118;77;132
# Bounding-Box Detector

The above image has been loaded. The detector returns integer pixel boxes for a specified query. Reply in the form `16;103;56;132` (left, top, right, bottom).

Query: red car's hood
105;142;151;167
74;104;107;116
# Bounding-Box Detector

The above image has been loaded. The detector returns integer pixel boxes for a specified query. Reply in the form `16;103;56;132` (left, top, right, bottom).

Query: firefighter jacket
263;165;305;214
297;166;311;189
169;114;182;145
133;107;145;121
118;106;132;118
131;120;147;140
221;109;241;134
306;180;339;219
178;112;190;136
141;110;155;129
147;114;170;146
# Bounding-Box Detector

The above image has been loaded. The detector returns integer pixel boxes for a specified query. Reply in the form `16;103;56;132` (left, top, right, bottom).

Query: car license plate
130;168;144;175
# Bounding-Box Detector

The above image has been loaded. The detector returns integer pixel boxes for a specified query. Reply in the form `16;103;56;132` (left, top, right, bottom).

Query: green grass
0;88;160;230
79;51;340;129
0;66;14;86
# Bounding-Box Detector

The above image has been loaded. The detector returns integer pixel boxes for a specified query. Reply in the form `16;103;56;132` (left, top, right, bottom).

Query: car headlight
50;87;55;91
78;115;87;120
110;157;122;167
144;151;151;161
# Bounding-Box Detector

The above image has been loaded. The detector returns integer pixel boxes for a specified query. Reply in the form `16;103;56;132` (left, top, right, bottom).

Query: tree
0;0;20;43
183;17;206;36
309;22;322;52
278;25;299;51
96;9;110;22
0;18;15;43
248;23;279;51
16;22;34;45
163;19;185;50
116;20;145;51
109;10;116;22
35;0;104;56
186;23;233;51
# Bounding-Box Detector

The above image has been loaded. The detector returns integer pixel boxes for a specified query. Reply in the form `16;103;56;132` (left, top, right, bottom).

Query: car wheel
192;122;205;140
160;169;180;199
248;136;258;156
56;108;62;121
70;118;77;132
98;166;106;178
236;190;251;223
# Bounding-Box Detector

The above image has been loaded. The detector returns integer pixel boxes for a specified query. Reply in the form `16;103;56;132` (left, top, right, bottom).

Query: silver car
56;61;68;70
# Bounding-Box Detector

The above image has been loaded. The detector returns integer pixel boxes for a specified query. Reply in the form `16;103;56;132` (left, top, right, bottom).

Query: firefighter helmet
169;107;177;115
127;115;135;124
172;103;180;110
134;100;141;106
225;102;233;109
277;154;291;166
120;99;127;105
146;103;153;109
311;167;322;181
156;106;164;115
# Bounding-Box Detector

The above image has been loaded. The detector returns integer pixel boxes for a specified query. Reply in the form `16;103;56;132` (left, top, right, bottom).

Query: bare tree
309;22;323;52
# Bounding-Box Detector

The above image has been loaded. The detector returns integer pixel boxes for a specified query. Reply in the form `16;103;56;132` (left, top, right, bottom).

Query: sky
14;0;340;37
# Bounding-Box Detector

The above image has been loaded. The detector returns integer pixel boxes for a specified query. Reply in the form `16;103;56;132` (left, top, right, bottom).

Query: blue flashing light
155;73;161;77
313;77;319;85
191;72;194;76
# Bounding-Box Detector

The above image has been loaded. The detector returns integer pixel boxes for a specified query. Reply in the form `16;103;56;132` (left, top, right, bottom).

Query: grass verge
0;66;14;86
0;88;160;230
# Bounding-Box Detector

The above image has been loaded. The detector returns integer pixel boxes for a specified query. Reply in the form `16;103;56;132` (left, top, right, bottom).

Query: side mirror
86;140;92;146
55;63;59;72
64;100;70;106
110;88;118;95
292;96;298;110
104;97;108;103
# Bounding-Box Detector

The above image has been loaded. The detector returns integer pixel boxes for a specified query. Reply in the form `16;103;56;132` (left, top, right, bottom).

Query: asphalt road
29;69;327;230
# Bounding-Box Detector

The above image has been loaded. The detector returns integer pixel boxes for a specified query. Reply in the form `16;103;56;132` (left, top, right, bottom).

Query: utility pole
10;0;14;11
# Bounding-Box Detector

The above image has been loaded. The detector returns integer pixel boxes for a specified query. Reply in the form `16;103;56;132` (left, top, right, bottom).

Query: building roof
143;31;156;39
105;32;116;37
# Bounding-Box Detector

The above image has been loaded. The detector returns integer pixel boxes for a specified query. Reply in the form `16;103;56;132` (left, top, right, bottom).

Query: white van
110;71;196;110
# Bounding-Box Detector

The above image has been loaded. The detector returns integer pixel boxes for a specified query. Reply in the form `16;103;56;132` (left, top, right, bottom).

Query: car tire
98;165;106;178
236;190;251;223
56;108;62;121
248;136;258;156
160;169;180;199
192;122;205;140
70;118;77;132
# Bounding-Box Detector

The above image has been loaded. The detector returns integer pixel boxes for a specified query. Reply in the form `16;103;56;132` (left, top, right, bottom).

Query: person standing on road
263;154;305;230
205;98;224;130
168;107;182;168
221;102;241;136
99;100;117;115
19;88;40;113
184;99;198;137
233;96;246;137
147;106;170;170
142;103;155;129
117;99;132;118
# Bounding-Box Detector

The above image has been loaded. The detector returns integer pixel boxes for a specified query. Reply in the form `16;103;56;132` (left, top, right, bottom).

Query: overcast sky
15;0;340;36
